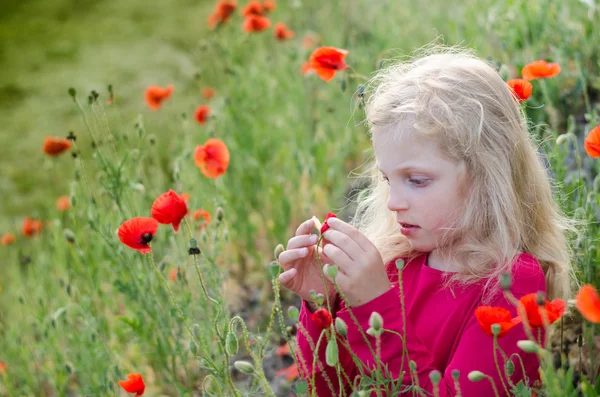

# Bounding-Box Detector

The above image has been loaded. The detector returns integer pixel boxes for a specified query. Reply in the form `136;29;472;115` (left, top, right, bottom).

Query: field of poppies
1;0;600;396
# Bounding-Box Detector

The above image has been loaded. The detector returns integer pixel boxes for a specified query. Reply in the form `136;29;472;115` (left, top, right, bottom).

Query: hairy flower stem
183;218;219;306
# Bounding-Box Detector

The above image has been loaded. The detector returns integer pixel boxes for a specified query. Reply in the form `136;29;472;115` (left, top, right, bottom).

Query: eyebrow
375;163;432;173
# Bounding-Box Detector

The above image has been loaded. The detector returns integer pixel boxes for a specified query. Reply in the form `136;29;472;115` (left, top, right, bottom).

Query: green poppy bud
429;370;441;385
325;338;339;367
505;360;515;376
468;371;486;382
395;258;405;271
369;312;383;331
326;265;338;279
234;360;255;374
274;244;284;260
491;323;501;336
335;317;347;337
226;332;238;356
500;273;512;291
288;306;300;322
517;340;539;353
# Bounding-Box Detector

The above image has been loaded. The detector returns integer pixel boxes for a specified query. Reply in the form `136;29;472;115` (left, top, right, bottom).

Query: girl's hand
321;217;391;307
278;219;336;304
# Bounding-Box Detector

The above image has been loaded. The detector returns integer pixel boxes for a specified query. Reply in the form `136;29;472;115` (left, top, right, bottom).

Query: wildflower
274;22;294;41
43;137;71;156
56;196;71;211
576;284;600;323
194;105;211;125
274;363;299;382
311;308;332;329
169;268;179;281
584;126;600;158
118;373;145;396
151;190;188;232
522;60;561;81
262;0;276;12
22;217;43;237
474;306;521;337
194;138;230;179
144;85;174;110
320;212;337;234
507;79;533;102
208;0;237;29
0;360;6;376
276;343;291;356
519;293;565;328
243;15;271;32
306;46;348;82
193;209;212;230
202;87;216;99
1;233;15;246
242;0;264;16
118;217;159;254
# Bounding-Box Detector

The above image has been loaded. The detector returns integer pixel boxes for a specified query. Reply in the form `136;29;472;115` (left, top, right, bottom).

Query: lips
399;223;419;228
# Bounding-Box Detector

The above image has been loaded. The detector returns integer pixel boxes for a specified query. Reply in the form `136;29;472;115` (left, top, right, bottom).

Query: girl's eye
409;178;428;186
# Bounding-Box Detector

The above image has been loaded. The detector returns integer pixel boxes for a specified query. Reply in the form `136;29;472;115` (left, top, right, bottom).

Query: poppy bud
234;361;255;374
189;340;197;354
451;369;460;381
517;340;540;353
395;258;404;271
188;238;201;255
315;293;325;306
269;261;282;278
536;291;545;306
63;229;76;244
335;317;347;337
19;296;24;304
91;332;96;342
429;370;441;386
192;324;201;339
216;207;224;222
505;360;515;376
226;332;238;356
367;327;382;337
326;265;338;279
556;133;574;146
325;338;339;366
500;273;512;291
66;284;72;297
468;371;486;382
409;360;417;372
68;87;76;99
130;183;145;193
159;261;166;272
309;289;317;301
369;312;383;331
341;79;346;92
288;306;299;322
65;363;72;374
491;323;501;336
295;381;309;394
274;244;284;260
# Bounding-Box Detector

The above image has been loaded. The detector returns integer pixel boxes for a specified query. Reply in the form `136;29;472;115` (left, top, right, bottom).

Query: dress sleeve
335;284;542;397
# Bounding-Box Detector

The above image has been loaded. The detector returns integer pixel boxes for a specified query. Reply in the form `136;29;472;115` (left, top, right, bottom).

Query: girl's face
372;126;468;254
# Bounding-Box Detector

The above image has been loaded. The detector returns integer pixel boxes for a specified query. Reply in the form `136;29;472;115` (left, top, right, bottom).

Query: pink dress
296;252;546;396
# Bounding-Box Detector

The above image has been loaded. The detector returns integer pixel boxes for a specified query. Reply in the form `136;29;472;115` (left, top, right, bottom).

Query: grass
0;0;599;395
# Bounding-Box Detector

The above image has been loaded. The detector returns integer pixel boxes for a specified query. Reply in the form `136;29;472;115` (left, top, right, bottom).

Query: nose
387;184;409;212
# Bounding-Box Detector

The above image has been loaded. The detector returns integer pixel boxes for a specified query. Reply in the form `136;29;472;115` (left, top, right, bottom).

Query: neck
426;250;459;272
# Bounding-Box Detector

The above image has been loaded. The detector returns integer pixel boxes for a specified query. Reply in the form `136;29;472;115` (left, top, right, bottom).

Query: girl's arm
335;283;542;397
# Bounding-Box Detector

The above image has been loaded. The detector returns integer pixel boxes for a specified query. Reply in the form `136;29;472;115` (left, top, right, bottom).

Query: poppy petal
576;285;600;323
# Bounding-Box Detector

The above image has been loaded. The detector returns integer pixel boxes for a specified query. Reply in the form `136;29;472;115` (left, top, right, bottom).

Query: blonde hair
352;45;580;301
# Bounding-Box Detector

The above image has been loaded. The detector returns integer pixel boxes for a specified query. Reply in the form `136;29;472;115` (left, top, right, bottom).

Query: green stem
183;218;219;305
493;336;510;396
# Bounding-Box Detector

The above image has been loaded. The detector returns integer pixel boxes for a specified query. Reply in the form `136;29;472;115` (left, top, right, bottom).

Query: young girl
278;47;577;396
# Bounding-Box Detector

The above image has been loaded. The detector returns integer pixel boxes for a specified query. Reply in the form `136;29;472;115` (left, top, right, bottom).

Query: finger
295;219;315;236
278;248;308;269
278;268;297;288
322;243;355;276
287;233;318;250
317;246;334;266
326;217;374;252
322;229;364;261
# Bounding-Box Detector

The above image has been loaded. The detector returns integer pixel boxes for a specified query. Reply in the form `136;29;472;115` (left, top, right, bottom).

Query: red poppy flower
202;87;216;99
243;15;271;32
507;79;533;102
274;363;299;382
118;373;145;396
193;209;212;230
576;284;600;323
151;190;188;232
311;308;332;329
275;343;291;356
262;0;276;13
56;196;71;212
522;60;561;81
43;137;72;156
22;217;42;237
0;360;6;376
274;22;294;41
170;268;179;281
584;126;600;158
320;212;337;234
194;105;211;125
1;233;15;246
144;85;174;110
194;138;230;179
474;306;521;337
208;0;237;29
242;0;264;16
307;46;348;82
519;293;565;328
118;217;159;254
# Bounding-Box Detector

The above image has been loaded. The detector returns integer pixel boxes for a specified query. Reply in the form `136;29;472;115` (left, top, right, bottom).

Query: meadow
1;0;600;395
